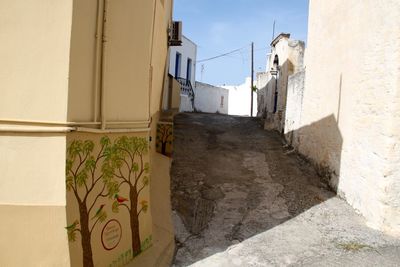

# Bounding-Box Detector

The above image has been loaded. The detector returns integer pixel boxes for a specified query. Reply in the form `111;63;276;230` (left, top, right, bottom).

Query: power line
196;45;250;63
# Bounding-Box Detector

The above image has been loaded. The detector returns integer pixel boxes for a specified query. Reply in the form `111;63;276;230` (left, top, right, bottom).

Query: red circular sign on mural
101;219;122;251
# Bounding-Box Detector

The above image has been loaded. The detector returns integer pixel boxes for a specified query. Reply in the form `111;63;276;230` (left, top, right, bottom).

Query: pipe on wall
0;126;152;134
93;0;105;123
100;0;108;130
0;119;150;127
76;127;151;133
147;0;158;120
0;126;75;133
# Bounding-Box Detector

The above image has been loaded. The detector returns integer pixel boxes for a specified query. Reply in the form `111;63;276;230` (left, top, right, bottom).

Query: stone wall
298;0;400;235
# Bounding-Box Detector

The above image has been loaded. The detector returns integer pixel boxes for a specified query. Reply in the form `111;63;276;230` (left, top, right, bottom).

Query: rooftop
270;33;291;47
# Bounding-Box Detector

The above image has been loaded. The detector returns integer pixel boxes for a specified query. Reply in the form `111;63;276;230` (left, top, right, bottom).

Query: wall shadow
169;113;342;266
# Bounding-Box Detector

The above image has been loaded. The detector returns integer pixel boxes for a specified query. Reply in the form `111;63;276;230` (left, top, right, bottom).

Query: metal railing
176;77;195;106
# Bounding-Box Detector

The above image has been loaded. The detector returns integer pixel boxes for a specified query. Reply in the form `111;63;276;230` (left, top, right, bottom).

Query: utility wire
197;46;269;64
196;44;250;63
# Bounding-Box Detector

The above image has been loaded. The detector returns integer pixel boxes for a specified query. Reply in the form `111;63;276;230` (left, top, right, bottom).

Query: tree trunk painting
79;202;94;267
156;123;173;157
161;142;167;155
104;136;150;257
66;138;117;267
66;136;151;264
129;186;141;255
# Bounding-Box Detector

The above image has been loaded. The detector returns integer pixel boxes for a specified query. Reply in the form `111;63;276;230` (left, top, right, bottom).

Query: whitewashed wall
179;94;193;112
284;70;305;148
298;0;400;236
222;77;257;116
168;35;197;84
194;82;228;114
261;37;305;132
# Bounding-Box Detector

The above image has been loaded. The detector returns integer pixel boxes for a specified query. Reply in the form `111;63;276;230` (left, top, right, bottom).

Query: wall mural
65;135;152;267
156;122;173;157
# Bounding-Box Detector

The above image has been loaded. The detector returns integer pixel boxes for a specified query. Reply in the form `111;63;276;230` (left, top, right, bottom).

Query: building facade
168;35;197;84
257;33;305;133
0;0;175;266
285;0;400;236
165;35;197;113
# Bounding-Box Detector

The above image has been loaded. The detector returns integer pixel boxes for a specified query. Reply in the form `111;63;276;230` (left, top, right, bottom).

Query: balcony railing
176;77;195;106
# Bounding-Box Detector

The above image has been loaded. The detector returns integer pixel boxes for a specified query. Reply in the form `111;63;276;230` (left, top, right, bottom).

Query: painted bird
91;204;105;220
65;220;79;230
114;194;128;204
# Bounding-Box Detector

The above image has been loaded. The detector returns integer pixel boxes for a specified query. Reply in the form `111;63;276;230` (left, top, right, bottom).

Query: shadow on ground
170;113;338;264
170;113;400;266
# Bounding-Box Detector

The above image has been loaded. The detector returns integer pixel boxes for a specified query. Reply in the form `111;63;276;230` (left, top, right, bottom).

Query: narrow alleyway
170;113;400;266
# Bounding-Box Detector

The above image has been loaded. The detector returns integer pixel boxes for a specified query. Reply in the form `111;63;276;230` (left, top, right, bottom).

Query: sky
173;0;309;86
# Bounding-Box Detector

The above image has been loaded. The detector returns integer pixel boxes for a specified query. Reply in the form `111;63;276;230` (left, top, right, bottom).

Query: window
186;58;192;82
175;52;181;78
220;96;224;107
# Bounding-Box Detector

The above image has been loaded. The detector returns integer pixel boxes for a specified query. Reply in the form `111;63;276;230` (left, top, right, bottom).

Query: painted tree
156;123;173;156
103;136;150;256
65;138;118;267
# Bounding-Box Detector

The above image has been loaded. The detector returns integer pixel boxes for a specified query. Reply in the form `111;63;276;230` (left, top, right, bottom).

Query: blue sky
173;0;309;85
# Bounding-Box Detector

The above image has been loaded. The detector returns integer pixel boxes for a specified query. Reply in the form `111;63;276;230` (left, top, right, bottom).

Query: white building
169;35;197;84
194;82;229;114
255;33;305;133
167;35;256;117
167;35;197;112
222;77;257;116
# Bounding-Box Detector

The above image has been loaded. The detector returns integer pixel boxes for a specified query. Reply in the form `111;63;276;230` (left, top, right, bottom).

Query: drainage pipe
100;0;108;130
93;0;105;123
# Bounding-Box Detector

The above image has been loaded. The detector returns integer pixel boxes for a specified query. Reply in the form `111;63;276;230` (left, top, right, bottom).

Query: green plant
338;241;372;251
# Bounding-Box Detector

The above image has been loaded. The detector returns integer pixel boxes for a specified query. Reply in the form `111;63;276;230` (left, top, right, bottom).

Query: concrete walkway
170;113;400;267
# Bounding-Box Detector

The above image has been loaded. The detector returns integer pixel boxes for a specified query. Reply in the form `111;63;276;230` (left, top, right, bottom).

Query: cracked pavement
170;113;400;267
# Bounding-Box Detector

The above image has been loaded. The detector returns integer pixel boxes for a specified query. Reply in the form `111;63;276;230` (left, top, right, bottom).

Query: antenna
201;64;205;82
272;20;276;41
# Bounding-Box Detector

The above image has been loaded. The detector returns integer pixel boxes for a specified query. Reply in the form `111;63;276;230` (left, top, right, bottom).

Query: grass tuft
338;241;372;251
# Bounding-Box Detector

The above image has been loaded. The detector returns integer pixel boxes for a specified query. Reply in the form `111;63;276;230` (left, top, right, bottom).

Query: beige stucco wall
0;135;70;266
0;0;175;266
104;0;153;122
147;1;176;265
0;0;72;122
67;0;99;122
67;0;154;124
66;0;175;265
299;0;400;235
171;78;182;109
0;1;73;266
0;134;67;205
0;205;70;266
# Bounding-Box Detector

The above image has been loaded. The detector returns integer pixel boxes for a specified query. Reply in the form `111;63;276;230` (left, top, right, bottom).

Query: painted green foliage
66;136;150;267
103;136;150;256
